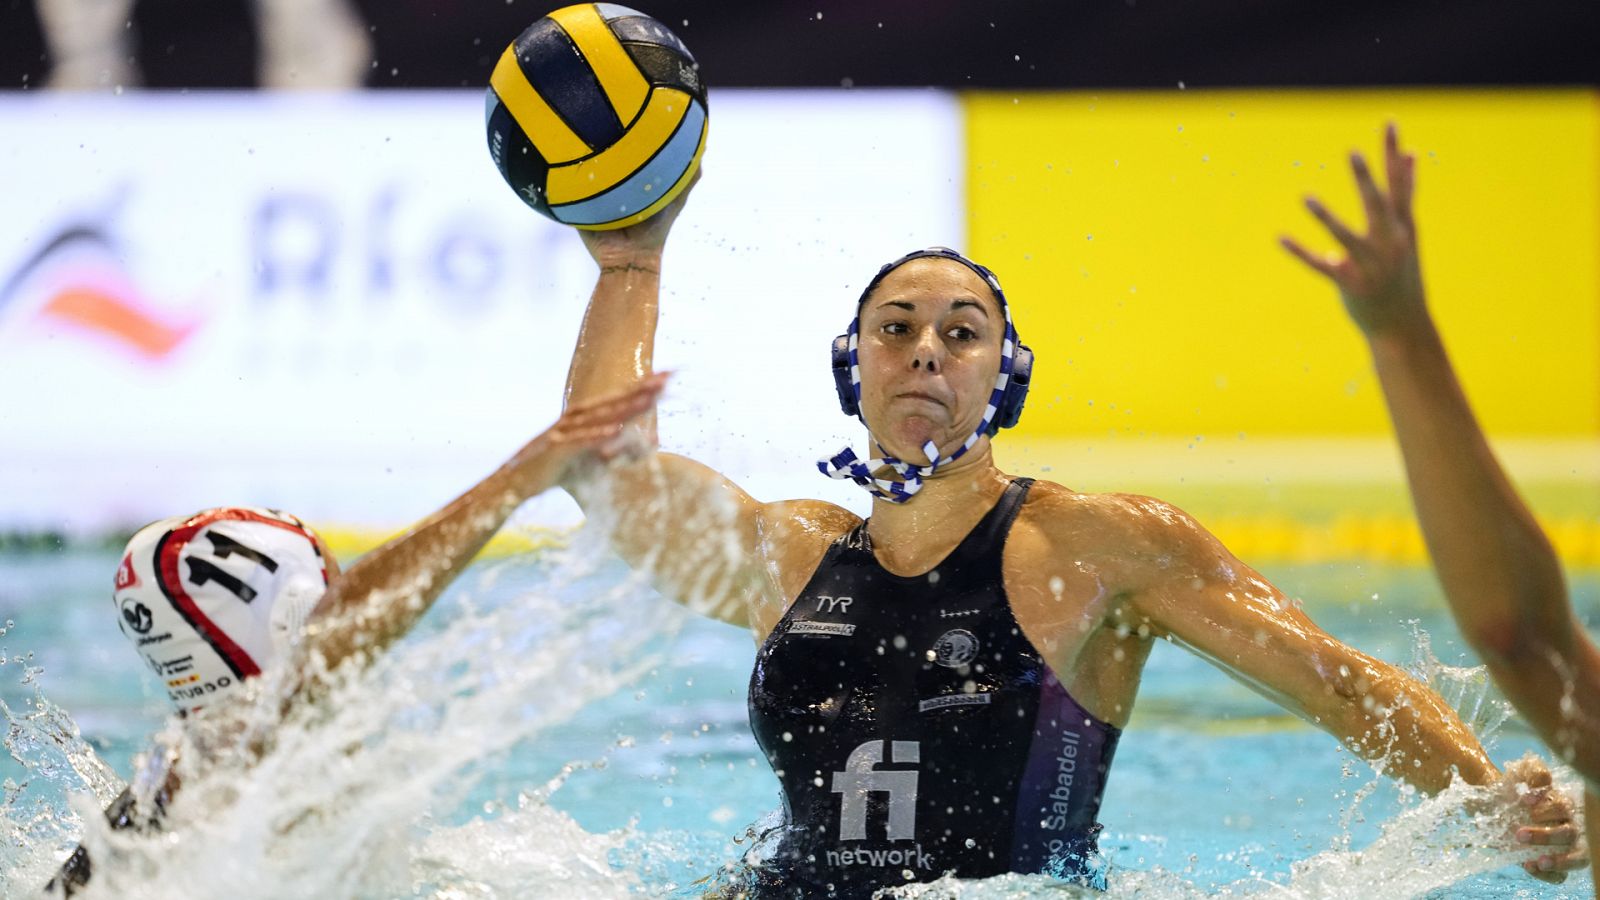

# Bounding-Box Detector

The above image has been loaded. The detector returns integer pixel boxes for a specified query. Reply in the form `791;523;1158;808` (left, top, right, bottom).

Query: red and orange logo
1;222;204;361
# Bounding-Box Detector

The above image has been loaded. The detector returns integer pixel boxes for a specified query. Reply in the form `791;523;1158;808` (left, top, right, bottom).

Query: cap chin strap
818;438;948;503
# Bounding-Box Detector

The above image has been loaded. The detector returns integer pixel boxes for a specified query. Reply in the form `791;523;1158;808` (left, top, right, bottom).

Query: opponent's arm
303;378;664;671
1282;123;1600;789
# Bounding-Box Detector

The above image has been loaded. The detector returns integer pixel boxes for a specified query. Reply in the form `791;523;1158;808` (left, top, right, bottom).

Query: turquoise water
1;546;1595;897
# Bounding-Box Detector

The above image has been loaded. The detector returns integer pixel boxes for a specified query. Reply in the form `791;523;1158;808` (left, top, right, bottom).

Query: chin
875;424;943;463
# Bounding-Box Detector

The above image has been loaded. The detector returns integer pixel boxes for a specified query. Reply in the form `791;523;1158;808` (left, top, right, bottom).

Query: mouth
895;391;948;408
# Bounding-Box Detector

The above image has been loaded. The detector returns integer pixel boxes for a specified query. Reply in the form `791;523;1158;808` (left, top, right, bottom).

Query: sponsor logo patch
115;553;139;591
832;740;920;841
918;693;992;713
931;628;979;668
119;597;153;635
790;621;856;637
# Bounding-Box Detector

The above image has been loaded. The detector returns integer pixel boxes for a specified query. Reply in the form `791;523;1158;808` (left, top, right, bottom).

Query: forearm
1323;651;1498;793
564;255;663;419
1366;322;1600;781
307;436;558;667
1368;322;1570;656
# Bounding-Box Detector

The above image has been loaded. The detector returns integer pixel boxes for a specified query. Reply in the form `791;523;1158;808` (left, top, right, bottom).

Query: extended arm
556;177;827;632
1113;495;1496;792
1282;124;1600;788
1113;494;1584;878
303;378;664;670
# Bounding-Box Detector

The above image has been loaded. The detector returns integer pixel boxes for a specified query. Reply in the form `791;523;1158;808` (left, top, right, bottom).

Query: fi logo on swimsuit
826;740;935;871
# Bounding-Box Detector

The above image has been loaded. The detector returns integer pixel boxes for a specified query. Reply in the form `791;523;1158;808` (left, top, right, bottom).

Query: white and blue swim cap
113;507;329;713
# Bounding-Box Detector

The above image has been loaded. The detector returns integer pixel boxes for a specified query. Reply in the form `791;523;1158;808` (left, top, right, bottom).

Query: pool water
0;543;1595;898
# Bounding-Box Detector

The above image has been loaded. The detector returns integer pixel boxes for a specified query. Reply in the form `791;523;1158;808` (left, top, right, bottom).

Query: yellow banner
965;89;1600;439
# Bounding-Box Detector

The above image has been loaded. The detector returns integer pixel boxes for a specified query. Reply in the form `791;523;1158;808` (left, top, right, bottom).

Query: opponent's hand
579;168;701;269
1497;756;1588;883
1280;123;1429;340
516;373;668;490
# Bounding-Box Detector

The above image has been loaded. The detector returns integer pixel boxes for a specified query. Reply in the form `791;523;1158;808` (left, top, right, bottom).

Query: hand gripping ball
485;4;708;230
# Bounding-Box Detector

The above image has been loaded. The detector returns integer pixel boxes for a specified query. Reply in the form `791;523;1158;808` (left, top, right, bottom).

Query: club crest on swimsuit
931;629;979;668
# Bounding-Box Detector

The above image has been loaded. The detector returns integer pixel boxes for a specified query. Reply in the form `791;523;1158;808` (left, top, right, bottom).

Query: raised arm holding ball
1284;121;1597;886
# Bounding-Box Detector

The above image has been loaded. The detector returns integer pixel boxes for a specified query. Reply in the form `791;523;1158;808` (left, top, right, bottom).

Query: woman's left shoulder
1017;481;1212;553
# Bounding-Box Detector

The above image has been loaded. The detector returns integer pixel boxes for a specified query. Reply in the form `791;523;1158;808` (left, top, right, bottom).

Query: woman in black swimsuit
558;171;1583;896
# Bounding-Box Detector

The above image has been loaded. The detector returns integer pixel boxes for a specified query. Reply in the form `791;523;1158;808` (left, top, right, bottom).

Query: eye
947;325;979;342
880;321;910;336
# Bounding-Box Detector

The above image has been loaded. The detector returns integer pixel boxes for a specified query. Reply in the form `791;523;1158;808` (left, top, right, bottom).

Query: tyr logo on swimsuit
814;594;854;614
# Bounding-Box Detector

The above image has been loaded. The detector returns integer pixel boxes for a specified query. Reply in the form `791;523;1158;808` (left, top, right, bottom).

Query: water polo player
555;182;1581;896
46;377;665;896
1285;122;1595;883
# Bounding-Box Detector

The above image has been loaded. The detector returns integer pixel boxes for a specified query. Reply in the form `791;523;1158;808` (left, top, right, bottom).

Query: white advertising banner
0;90;962;533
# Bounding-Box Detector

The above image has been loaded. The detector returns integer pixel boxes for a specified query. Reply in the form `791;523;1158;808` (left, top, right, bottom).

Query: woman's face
854;258;1005;462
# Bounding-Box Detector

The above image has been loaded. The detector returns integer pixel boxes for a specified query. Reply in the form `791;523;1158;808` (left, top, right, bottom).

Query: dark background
2;0;1597;91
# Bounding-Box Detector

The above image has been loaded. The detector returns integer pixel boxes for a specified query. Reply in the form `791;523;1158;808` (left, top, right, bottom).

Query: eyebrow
869;297;992;317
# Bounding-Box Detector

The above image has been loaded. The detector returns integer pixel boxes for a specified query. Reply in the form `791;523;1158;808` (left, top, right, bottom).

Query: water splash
0;640;126;888
1403;622;1515;742
865;771;1565;899
0;522;696;898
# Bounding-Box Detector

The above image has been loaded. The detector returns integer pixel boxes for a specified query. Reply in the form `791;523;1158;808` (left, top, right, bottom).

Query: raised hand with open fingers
514;373;669;492
1281;123;1429;339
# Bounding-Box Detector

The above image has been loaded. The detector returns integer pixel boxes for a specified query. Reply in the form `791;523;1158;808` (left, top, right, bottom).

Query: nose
911;327;943;374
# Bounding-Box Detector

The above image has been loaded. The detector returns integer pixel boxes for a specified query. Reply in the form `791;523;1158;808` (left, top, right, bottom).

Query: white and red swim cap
113;507;330;713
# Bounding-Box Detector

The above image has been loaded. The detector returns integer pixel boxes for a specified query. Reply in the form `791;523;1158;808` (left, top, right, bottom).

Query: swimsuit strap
847;477;1035;577
943;477;1035;571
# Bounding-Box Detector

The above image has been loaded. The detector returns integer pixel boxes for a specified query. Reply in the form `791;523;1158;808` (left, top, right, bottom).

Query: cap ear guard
991;342;1033;432
831;333;859;418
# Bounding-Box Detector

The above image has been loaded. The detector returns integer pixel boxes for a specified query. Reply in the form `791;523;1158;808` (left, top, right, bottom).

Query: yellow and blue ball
485;3;707;230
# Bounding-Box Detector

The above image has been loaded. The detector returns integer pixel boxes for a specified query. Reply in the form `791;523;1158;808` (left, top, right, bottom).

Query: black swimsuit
747;478;1121;897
